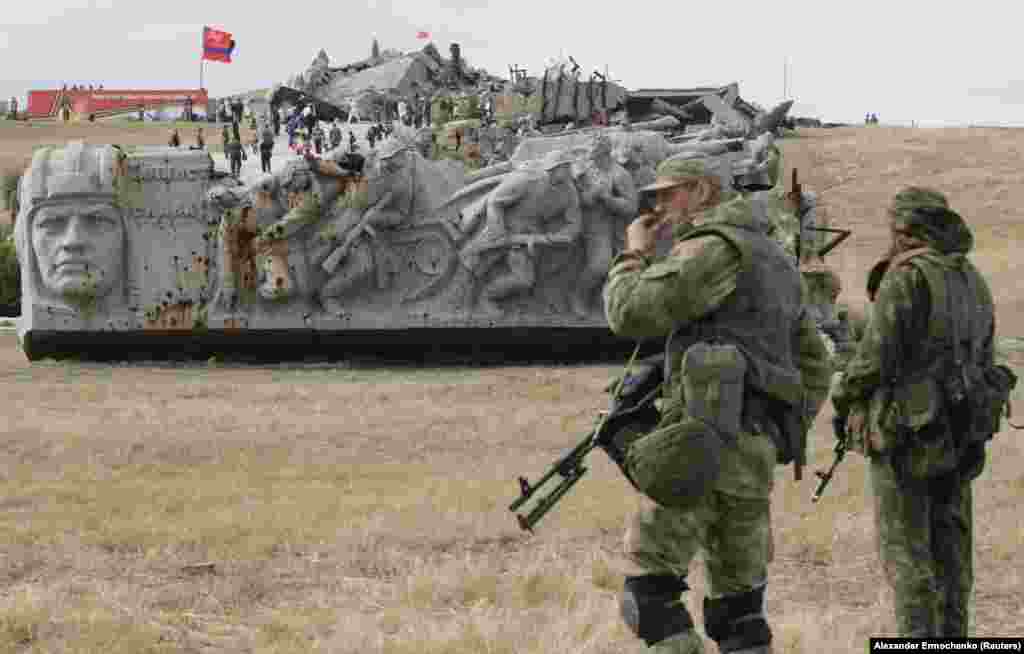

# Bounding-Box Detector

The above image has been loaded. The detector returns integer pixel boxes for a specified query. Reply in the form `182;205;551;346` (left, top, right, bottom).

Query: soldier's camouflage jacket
603;193;834;498
832;228;994;458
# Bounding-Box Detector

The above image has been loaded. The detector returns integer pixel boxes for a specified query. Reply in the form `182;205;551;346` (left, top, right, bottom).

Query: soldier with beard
832;188;1005;637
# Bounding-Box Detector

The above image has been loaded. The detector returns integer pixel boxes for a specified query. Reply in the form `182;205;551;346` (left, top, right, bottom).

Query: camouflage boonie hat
889;187;972;253
639;158;708;193
889;187;949;217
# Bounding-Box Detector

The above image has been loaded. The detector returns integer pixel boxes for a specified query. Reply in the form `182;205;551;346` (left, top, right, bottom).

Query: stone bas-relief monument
14;112;850;361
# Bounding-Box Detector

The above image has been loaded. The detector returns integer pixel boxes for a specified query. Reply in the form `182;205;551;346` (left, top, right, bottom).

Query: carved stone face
31;201;124;300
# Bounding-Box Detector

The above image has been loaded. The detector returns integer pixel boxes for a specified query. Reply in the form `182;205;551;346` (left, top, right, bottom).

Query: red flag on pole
203;26;236;63
416;31;430;39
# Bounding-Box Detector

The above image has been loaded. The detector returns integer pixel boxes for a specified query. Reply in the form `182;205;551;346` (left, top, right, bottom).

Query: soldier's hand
626;211;665;256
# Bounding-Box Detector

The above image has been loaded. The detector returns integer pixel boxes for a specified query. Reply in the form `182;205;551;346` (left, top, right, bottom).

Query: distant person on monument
248;127;260;157
226;137;245;177
260;124;275;173
168;129;181;148
287;115;299;148
330;120;343;150
312;123;325;155
302;104;316;136
271;105;280;135
368;127;377;150
348;131;357;153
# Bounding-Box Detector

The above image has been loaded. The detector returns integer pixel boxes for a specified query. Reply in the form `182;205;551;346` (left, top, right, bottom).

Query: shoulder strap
663;226;746;387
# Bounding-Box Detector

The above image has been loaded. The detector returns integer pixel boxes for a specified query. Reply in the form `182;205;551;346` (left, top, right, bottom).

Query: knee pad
620;574;694;647
703;585;773;653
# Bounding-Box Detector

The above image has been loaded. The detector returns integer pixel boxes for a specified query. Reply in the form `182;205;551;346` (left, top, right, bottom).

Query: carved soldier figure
317;145;416;310
207;182;257;312
571;133;638;316
459;152;583;315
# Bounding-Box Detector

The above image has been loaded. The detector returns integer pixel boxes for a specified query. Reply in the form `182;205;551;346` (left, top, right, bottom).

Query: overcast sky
2;0;1022;126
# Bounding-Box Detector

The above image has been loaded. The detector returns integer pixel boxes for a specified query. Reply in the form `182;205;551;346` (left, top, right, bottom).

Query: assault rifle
509;346;663;532
789;168;852;263
812;413;849;502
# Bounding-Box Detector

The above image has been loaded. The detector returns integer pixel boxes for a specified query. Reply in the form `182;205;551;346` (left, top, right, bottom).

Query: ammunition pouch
880;375;958;481
953;363;1018;444
883;363;1018;482
626;342;746;510
681;342;747;441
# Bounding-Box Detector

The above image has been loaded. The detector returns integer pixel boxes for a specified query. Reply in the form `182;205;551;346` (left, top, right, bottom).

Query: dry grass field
2;123;1024;653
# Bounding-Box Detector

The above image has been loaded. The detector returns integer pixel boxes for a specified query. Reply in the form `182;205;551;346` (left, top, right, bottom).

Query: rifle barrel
515;465;588;532
508;436;597;512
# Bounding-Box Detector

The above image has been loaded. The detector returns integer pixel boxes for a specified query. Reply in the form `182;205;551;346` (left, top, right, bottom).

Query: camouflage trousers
623;488;774;598
870;456;973;637
623;425;777;597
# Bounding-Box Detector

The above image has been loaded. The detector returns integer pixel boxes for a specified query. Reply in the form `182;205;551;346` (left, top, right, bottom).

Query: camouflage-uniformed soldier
831;188;995;637
604;158;833;654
